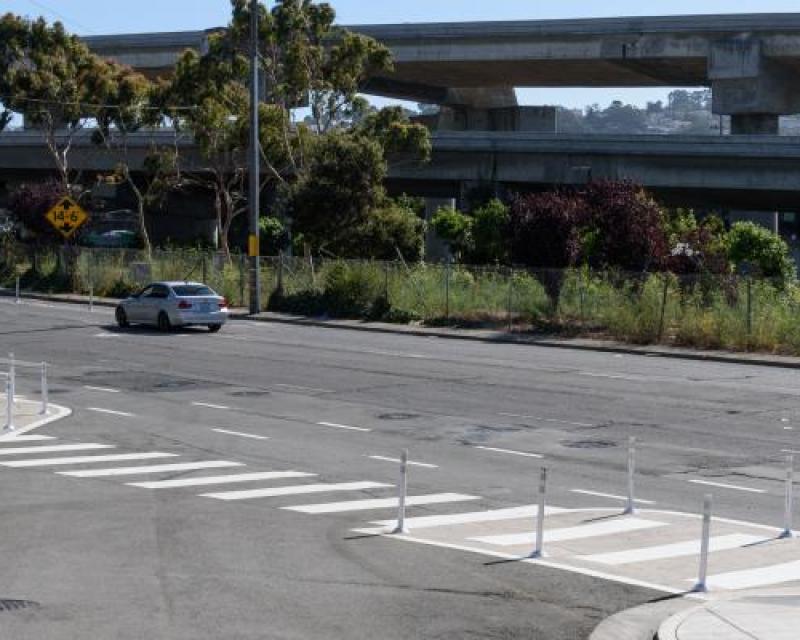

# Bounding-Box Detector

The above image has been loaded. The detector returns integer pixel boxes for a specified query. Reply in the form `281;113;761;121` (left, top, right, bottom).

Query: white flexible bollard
8;352;15;406
5;380;13;432
392;449;409;534
40;362;48;416
531;467;548;558
693;494;713;593
623;436;636;515
781;454;794;539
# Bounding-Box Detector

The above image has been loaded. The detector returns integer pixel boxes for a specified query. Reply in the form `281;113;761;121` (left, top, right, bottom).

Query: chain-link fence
3;247;800;354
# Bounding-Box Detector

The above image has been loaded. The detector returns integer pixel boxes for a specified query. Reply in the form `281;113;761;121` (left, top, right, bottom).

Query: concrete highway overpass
1;130;799;212
82;13;800;134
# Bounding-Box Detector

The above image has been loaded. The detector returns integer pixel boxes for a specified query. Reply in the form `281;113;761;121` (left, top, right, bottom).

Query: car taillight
178;300;192;310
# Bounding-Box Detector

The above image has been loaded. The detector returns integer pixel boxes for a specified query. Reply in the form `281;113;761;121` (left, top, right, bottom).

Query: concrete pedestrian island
658;592;800;639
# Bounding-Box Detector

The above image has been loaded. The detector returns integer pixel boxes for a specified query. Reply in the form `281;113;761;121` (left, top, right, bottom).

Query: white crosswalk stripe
1;452;178;468
0;443;115;456
201;481;391;501
127;471;316;489
582;533;764;566
702;559;800;590
472;518;668;546
284;493;480;514
370;505;569;529
60;460;243;478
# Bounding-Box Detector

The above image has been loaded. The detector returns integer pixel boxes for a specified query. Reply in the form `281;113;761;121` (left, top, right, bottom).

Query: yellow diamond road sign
45;197;89;239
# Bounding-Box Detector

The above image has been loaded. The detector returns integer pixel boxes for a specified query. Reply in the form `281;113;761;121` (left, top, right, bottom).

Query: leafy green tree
725;221;796;285
470;199;510;264
431;206;473;260
347;200;425;261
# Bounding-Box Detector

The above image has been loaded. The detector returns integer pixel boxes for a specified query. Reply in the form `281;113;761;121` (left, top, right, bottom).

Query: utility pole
248;0;261;314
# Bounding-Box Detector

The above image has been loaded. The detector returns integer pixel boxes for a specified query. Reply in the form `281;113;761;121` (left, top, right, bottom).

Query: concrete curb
0;402;72;440
589;598;695;640
6;287;800;371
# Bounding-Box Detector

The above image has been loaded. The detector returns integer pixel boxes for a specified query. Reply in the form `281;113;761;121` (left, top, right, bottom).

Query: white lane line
274;384;334;394
701;560;800;590
583;534;764;566
201;481;391;501
284;493;481;514
0;434;55;442
87;407;134;417
212;428;269;441
370;505;570;529
473;446;543;459
192;402;230;410
688;479;766;494
578;372;643;382
367;455;438;469
60;460;243;478
571;489;657;505
471;518;668;546
362;349;431;360
317;421;371;433
1;452;177;468
84;386;121;394
0;443;114;456
498;413;593;428
127;471;316;489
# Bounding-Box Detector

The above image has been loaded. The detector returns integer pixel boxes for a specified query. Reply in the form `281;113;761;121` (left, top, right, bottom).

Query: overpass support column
710;37;800;135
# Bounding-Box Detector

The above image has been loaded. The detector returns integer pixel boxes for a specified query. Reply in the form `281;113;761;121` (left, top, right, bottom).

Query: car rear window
172;285;215;297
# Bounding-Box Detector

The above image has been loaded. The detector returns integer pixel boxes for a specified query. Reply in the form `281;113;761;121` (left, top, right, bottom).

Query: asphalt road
1;297;799;639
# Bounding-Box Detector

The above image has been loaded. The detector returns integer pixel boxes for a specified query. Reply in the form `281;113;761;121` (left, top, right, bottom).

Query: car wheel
208;324;222;333
116;307;129;328
157;312;172;333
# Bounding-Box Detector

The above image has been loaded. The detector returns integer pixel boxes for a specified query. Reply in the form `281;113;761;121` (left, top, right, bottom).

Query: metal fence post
507;267;514;332
624;437;637;515
392;449;409;534
781;454;794;539
657;276;669;342
202;254;208;284
444;259;451;320
15;275;20;304
693;494;713;593
40;362;48;416
239;253;246;308
277;251;285;295
4;380;13;432
747;277;753;336
531;467;548;558
384;262;390;303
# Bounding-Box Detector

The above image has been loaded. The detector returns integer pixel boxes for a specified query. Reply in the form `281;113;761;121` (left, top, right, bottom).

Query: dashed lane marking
127;471;315;489
59;460;243;478
0;443;114;456
367;455;438;469
87;407;134;417
1;452;177;468
201;481;391;501
688;479;767;494
473;446;543;459
192;402;230;410
84;386;121;393
284;493;480;514
212;428;269;441
317;421;371;433
571;489;657;505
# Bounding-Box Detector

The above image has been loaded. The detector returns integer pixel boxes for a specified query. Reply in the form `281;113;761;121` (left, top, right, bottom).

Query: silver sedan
115;282;229;332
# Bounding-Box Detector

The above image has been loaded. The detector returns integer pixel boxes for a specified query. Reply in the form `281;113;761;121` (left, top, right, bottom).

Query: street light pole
248;0;261;314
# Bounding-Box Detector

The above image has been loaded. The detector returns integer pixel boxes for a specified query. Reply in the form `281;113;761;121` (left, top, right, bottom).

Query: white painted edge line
498;413;593;428
571;489;657;505
0;434;55;442
317;421;371;433
348;527;685;596
688;479;766;494
0;402;71;439
87;407;135;417
212;428;269;441
367;455;438;469
192;402;230;410
84;386;121;394
473;445;543;459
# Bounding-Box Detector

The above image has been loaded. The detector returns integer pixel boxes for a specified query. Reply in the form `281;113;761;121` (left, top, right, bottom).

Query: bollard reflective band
248;235;259;258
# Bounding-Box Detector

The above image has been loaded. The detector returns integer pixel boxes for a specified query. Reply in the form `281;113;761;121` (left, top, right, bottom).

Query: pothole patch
378;412;420;421
561;439;618;449
229;390;270;398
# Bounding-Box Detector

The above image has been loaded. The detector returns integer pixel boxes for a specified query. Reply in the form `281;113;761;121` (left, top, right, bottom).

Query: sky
5;0;800;109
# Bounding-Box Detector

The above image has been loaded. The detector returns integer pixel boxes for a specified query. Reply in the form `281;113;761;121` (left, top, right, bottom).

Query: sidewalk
6;287;800;370
0;395;71;439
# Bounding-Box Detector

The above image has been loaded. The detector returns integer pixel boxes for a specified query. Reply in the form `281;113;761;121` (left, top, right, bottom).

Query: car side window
150;285;169;299
138;286;155;298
